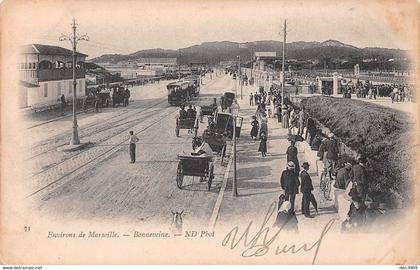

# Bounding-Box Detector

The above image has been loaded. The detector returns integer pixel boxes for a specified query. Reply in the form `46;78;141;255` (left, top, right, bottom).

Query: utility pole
178;49;181;81
239;55;243;99
60;18;89;145
281;20;286;113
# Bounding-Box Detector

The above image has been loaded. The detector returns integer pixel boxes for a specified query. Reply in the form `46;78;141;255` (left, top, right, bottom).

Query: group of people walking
244;83;371;233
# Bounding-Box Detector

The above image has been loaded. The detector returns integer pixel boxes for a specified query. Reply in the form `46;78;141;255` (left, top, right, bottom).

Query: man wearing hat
280;161;300;212
335;162;352;190
320;132;340;179
349;157;368;202
300;162;314;218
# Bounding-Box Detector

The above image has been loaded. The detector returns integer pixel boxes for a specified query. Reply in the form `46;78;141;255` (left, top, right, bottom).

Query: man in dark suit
349;157;368;202
280;161;300;212
300;162;314;218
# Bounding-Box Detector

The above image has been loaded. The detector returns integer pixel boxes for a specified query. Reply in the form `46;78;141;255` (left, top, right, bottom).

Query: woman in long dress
258;132;267;157
282;107;289;129
250;117;259;140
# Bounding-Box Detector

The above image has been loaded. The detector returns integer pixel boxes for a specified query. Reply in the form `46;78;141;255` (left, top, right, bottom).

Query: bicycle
319;159;337;200
319;167;332;200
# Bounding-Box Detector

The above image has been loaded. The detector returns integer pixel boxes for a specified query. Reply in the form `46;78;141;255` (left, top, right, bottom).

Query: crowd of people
245;84;373;233
340;81;415;102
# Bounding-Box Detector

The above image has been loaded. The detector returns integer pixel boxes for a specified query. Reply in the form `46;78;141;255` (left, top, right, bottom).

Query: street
25;74;234;228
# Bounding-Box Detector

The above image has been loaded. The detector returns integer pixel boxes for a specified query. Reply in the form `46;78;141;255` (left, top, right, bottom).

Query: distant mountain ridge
90;40;407;67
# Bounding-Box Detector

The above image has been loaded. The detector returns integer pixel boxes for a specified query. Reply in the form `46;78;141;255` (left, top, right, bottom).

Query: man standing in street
249;92;254;106
300;162;314;218
280;161;300;212
128;130;139;163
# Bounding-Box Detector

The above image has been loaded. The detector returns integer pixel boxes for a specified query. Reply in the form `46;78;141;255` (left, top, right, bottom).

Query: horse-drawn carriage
83;88;112;111
221;92;235;111
202;131;226;164
199;98;218;122
175;117;198;137
176;154;214;191
112;87;130;107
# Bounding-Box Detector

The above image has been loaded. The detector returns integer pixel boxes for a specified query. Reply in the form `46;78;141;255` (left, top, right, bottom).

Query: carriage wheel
175;119;180;137
221;144;226;165
176;163;184;189
319;171;326;190
208;163;214;191
323;175;332;200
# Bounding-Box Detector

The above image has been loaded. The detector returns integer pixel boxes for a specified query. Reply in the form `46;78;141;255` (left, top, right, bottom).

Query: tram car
167;81;195;106
182;75;200;97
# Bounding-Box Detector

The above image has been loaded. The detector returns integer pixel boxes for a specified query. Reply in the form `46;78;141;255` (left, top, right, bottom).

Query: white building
19;44;87;109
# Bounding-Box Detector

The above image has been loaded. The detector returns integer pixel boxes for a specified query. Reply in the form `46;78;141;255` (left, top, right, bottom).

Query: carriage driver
192;137;214;158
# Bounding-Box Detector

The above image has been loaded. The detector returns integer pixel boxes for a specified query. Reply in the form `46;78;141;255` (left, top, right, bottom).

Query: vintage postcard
0;0;419;265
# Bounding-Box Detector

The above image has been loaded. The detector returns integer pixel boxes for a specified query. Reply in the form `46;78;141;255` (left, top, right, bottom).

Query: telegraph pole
239;55;243;99
281;20;286;111
60;19;89;145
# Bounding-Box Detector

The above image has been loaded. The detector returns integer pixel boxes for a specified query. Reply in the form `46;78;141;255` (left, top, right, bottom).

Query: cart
176;154;214;191
200;103;217;121
214;112;234;139
176;117;198;137
202;131;227;164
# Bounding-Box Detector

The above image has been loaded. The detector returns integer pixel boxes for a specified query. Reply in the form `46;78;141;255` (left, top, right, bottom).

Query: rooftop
20;44;88;57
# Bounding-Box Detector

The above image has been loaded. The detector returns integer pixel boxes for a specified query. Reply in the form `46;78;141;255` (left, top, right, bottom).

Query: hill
89;40;408;69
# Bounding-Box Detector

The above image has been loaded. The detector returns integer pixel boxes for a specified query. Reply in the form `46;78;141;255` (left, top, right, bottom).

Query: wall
27;79;86;108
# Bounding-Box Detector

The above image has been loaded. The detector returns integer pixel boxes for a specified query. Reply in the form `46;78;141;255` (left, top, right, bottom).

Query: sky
4;0;418;59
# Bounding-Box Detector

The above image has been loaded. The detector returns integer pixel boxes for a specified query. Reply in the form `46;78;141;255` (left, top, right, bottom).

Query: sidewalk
215;83;340;233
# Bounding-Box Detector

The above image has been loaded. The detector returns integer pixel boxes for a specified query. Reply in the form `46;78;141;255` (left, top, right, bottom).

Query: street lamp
60;19;89;145
231;99;242;197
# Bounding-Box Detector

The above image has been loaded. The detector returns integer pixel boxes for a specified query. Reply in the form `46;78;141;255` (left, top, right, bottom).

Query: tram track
27;106;179;198
26;78;221;198
27;99;168;161
27;78;219;160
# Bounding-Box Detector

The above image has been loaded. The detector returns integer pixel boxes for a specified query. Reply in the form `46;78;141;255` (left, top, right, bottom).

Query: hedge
300;96;414;207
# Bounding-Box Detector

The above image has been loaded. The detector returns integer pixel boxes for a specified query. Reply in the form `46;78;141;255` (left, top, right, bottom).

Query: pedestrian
280;161;300;212
259;116;268;139
348;156;368;202
286;140;300;174
273;200;299;233
276;103;282;123
128;130;139;163
319;133;340;178
282;106;289;129
305;115;317;147
258;131;267;157
334;162;352;190
300;162;315;218
298;109;305;136
341;195;368;233
249;92;254;106
250;116;259;140
289;108;298;135
60;94;66;116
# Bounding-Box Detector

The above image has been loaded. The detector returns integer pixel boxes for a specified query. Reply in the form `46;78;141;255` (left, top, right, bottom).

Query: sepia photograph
0;0;419;266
